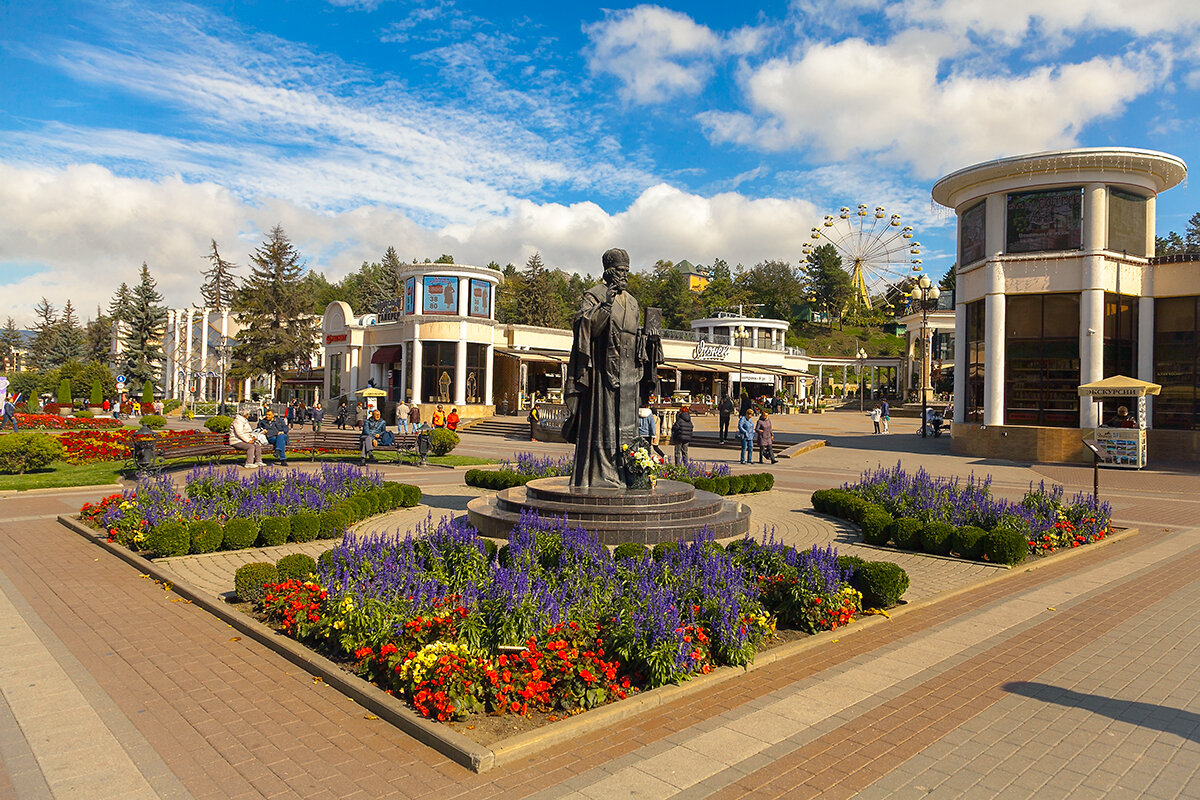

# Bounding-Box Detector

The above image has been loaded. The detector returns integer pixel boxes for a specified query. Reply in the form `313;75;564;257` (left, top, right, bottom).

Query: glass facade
1107;189;1148;257
1006;188;1083;254
465;343;487;404
1005;293;1080;427
965;300;985;422
1154;296;1199;430
421;341;457;403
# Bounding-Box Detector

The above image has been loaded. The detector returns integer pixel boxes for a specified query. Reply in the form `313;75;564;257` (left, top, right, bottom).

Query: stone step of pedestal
523;477;696;507
495;485;724;522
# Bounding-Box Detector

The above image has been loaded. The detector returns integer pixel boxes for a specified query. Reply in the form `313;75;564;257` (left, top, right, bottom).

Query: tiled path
1;415;1198;799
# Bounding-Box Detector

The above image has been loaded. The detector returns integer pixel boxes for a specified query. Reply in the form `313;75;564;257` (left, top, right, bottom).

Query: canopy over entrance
1077;375;1162;398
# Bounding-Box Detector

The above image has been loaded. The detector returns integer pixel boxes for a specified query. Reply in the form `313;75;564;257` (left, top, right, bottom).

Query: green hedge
0;433;63;474
163;399;183;413
920;522;957;556
319;510;347;539
188;520;224;554
652;541;679;562
465;469;535;490
887;518;924;551
204;415;233;433
146;521;189;558
952;526;988;560
234;562;278;605
290;511;321;542
223;518;259;550
276;553;317;582
140;414;167;429
860;507;893;546
614;542;649;561
258;517;291;547
76;408;95;419
853;561;910;609
983;528;1028;566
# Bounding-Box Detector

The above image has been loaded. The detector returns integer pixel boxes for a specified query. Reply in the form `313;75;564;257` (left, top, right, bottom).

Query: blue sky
2;0;1199;322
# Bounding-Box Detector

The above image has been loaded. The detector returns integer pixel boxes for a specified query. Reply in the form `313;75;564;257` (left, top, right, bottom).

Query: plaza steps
458;415;531;439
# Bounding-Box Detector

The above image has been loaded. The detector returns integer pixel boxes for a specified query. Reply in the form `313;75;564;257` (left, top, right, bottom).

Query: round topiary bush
853;561;910;609
652;541;679;562
727;475;745;494
204;415;233;433
382;482;406;507
276;553;317;582
318;510;347;539
429;428;460;456
760;472;775;491
860;507;894;546
983;528;1029;566
693;477;716;493
234;562;279;605
146;521;190;558
257;517;290;547
140;414;167;429
836;554;867;576
713;477;731;495
359;492;381;516
482;538;498;561
222;518;259;550
75;408;94;419
952;526;988;560
337;500;358;523
290;511;321;542
614;542;649;561
810;489;835;513
188;519;224;554
0;433;63;474
920;522;957;556
725;538;757;556
888;518;924;551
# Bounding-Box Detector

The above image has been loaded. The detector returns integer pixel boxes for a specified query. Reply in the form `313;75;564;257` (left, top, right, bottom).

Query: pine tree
801;245;853;331
0;317;25;372
199;239;238;310
495;263;523;324
517;253;565;328
46;299;86;366
29;298;59;370
121;263;168;386
84;308;113;364
231;225;318;390
108;283;134;323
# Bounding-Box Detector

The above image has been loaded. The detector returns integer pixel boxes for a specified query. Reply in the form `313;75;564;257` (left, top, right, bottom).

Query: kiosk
1077;376;1162;469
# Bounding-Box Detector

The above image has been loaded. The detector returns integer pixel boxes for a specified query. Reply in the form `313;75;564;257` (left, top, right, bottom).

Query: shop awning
497;348;564;365
370;346;404;364
662;360;721;373
1077;375;1162;398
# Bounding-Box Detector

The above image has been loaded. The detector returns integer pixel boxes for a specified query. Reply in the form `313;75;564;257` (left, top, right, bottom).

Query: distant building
2;330;34;372
675;260;710;293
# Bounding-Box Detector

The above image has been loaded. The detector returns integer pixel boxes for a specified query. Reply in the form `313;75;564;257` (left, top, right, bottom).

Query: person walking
637;406;665;458
354;402;364;429
229;410;263;468
258;408;290;466
397;400;411;434
755;410;778;464
527;403;539;442
360;408;387;466
335;401;348;430
2;395;17;433
718;395;734;444
408;403;421;433
432;405;447;428
311;401;324;433
869;404;882;434
880;398;890;433
670;406;693;465
737;409;754;464
447;407;460;431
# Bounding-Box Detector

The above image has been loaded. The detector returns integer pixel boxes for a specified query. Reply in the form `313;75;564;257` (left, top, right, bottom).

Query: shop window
421;342;457;403
1153;296;1199;430
1006;188;1082;254
1005;293;1080;427
466;343;487;404
965;300;985;422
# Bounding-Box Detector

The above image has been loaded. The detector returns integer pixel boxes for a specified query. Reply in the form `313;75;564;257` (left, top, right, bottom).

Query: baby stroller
920;411;946;437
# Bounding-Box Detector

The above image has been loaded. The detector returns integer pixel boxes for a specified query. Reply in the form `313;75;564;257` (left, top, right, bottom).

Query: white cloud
892;0;1200;43
700;38;1163;177
584;5;724;104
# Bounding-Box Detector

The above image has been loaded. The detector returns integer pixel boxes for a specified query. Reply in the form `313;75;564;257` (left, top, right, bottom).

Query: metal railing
661;328;800;353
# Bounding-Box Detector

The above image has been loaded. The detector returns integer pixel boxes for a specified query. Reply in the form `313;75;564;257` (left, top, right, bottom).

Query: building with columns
933;147;1200;462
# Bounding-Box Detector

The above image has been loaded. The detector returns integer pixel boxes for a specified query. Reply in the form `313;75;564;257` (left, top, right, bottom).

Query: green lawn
0;460;127;491
392;454;497;467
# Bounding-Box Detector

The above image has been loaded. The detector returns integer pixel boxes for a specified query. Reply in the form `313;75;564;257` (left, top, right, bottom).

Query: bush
693;477;716;493
382;482;406;508
888;518;924;551
429;428;460;456
836;554;867;576
983;528;1029;566
142;380;154;405
234;562;278;605
952;526;988;560
860;507;894;546
614;542;649;561
0;433;63;474
140;414;166;429
318;510;347;540
276;553;317;582
57;379;72;406
337;500;359;523
400;484;421;507
222;518;259;550
810;489;837;514
652;541;679;562
258;517;291;547
728;475;745;494
920;522;957;556
90;380;103;406
482;538;498;561
759;473;775;491
713;477;730;495
146;521;189;558
838;495;871;524
853;561;910;609
317;549;337;572
188;520;224;554
291;511;321;542
75;408;94;419
164;399;182;413
204;415;233;433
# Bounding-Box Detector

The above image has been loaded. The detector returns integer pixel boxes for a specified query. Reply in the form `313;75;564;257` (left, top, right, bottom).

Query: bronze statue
563;248;662;488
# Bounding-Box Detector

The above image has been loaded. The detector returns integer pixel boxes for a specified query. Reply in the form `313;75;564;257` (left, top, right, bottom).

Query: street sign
116;382;125;391
117;374;126;384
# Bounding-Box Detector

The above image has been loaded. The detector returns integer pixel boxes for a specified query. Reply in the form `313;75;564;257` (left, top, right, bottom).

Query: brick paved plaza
1;411;1198;799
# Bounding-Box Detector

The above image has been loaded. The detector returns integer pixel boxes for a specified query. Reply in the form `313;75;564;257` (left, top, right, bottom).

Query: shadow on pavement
819;430;956;456
1003;682;1200;742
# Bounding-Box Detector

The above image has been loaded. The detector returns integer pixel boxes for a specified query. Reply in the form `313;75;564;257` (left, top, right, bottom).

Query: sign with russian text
692;340;730;361
404;277;416;315
325;333;347;344
469;278;490;318
423;276;457;314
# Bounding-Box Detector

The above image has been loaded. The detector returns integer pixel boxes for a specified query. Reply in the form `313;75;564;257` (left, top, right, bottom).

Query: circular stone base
466;477;751;545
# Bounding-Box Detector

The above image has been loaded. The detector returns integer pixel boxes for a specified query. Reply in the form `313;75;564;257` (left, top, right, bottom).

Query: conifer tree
231;225;317;390
121;263;168;385
47;299;86;366
84;308;113;364
0;317;24;372
517;252;565;328
199;239;239;310
29;298;59;370
108;283;134;323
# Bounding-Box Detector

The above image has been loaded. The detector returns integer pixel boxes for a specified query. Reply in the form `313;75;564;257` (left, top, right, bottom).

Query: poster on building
404;277;416;315
959;200;986;265
468;278;490;317
1108;188;1148;257
423;276;457;314
1006;188;1082;253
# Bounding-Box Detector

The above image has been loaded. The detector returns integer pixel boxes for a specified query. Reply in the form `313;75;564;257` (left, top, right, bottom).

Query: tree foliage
517;252;566;328
800;245;854;330
1155;212;1200;255
84;312;113;364
199;239;239;310
0;318;24;372
740;259;806;323
120;263;168;386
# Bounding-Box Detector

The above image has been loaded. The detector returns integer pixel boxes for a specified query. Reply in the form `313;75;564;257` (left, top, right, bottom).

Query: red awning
370;346;404;364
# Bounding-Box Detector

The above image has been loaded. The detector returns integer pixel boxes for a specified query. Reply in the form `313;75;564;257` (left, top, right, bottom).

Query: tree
108;283;134;323
83;311;113;364
29;298;59;370
1155;211;1200;256
47;300;86;366
232;225;318;391
0;317;25;372
938;264;957;292
57;378;71;406
89;379;103;406
739;260;806;324
644;260;696;330
800;245;854;331
495;263;523;323
516;253;565;328
199;239;238;310
121;263;168;386
434;254;455;264
699;258;745;317
142;379;154;405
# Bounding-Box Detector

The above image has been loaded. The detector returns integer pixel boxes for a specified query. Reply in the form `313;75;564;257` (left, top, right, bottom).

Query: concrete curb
779;440;829;459
0;482;125;497
57;512;1141;773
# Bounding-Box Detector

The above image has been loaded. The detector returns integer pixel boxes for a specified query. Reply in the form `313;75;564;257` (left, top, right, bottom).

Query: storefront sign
404;277;416;315
325;333;347;344
692;340;730;361
375;299;403;322
469;278;491;318
423;276;458;314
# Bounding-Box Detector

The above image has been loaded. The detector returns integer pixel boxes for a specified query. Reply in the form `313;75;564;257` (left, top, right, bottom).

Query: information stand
1077;376;1160;470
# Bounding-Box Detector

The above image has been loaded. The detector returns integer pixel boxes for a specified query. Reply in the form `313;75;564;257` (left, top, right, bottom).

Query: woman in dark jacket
670;406;693;465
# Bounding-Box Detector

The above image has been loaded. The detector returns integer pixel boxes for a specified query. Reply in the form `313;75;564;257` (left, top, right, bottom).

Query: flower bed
59;429;201;464
239;512;906;726
812;463;1113;566
79;464;421;556
465;452;767;495
10;413;123;431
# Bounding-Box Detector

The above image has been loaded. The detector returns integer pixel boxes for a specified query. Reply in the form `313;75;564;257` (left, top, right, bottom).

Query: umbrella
357;387;388;397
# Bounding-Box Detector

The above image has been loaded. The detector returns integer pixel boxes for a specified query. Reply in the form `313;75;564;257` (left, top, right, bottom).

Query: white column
349;347;360;399
817;364;823;396
983;291;1005;426
954;301;967;423
411;338;423;403
1138;295;1155;427
458;277;469;317
166;312;177;398
1079;183;1107;428
484;343;494;406
398;343;407;401
751;328;759;348
198;308;209;401
985;193;1006;256
415;278;424;316
184;308;194;397
220;312;230;406
454;323;467;406
242;378;251;402
1144;195;1157;258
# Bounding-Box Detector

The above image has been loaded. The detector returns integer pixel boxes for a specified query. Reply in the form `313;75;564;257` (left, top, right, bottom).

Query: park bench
289;429;420;462
125;431;239;473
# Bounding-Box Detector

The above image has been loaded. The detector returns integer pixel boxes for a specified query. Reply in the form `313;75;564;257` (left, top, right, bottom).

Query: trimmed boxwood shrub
652;541;679;562
0;432;63;474
860;507;894;546
727;475;744;494
76;408;95;419
222;518;259;550
140;414;167;429
382;482;406;508
337;500;359;523
290;511;321;542
204;415;233;433
952;526;988;560
429;428;460;455
400;484;421;506
760;473;775;491
146;521;189;558
920;522;957;556
836;554;867;576
713;477;731;495
276;553;317;582
810;489;838;514
693;477;716;493
983;528;1029;566
614;542;649;561
853;561;910;609
188;519;224;554
258;517;291;547
318;510;347;540
347;497;370;521
234;562;278;605
888;518;924;551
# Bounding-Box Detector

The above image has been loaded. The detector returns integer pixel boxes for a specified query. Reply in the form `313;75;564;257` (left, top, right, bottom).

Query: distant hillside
787;322;905;358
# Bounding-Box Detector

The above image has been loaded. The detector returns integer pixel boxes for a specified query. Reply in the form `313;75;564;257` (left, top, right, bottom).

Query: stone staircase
459;415;530;438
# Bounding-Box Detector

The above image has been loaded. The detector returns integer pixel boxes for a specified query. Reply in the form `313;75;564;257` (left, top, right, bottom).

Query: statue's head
602;248;630;292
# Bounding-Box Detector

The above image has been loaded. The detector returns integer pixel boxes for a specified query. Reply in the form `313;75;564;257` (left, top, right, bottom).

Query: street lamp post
213;341;233;416
916;275;941;438
734;325;749;408
856;347;868;412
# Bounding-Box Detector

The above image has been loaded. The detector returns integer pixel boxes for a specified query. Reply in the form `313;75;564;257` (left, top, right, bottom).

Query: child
869;405;882;434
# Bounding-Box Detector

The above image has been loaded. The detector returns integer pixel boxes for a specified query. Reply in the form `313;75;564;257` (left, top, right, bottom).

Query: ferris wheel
802;204;923;311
